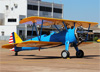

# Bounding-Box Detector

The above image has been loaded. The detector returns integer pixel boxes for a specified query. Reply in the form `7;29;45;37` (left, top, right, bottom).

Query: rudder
9;32;22;51
12;32;23;43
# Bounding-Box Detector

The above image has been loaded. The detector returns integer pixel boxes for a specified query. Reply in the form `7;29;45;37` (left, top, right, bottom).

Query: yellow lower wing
2;41;62;49
17;41;62;47
2;43;18;49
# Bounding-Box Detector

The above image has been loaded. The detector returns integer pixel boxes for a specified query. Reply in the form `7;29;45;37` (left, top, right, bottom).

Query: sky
42;0;99;25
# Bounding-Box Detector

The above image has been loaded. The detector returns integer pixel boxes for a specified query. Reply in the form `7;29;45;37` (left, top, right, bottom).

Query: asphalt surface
0;41;100;72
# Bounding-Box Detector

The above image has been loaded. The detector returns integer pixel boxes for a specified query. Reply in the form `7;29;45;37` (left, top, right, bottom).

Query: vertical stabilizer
13;32;22;43
9;32;22;51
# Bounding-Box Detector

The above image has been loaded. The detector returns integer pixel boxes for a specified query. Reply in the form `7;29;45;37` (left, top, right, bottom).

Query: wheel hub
62;52;67;57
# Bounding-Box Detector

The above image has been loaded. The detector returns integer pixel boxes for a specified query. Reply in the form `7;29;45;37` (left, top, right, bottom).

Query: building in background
0;0;63;40
98;25;100;28
87;25;100;41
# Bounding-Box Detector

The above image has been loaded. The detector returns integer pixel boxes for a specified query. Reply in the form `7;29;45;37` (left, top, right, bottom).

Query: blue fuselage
27;27;77;44
16;27;78;52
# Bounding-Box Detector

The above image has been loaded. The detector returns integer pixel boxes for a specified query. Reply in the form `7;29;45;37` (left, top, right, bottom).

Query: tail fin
12;32;23;43
9;32;23;51
9;33;14;44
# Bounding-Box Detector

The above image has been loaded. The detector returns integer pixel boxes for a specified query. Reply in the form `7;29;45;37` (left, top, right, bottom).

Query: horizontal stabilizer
2;43;18;49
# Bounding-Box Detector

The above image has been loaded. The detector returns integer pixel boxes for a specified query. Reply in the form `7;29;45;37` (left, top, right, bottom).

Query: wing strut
34;23;40;41
54;24;61;32
85;24;91;41
40;20;43;41
31;23;35;40
74;22;76;27
62;21;68;31
39;20;43;51
31;20;44;41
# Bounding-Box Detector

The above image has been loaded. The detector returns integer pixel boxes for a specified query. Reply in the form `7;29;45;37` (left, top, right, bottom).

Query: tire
76;50;84;58
61;50;70;59
15;52;18;56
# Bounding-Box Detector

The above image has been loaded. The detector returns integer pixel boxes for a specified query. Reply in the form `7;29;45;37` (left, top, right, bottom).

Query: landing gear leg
15;52;18;56
61;41;70;59
76;50;84;58
61;50;70;59
73;43;84;58
14;46;19;56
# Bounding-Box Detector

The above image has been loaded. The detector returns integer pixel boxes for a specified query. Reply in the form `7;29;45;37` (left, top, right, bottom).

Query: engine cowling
75;26;88;43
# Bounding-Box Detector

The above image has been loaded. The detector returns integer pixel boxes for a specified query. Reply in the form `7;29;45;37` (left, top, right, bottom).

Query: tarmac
0;41;100;72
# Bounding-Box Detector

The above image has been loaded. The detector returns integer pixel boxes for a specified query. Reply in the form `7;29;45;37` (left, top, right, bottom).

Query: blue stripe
16;47;46;51
12;32;15;43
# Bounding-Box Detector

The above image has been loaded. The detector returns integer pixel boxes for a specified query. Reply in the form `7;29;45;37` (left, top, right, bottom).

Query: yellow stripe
14;32;22;43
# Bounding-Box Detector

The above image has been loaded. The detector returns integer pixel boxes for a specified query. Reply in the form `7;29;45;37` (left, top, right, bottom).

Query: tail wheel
15;52;18;56
76;50;84;58
61;50;70;59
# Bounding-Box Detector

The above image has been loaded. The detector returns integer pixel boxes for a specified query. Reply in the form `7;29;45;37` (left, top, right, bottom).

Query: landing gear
76;50;84;58
61;50;70;59
15;52;18;56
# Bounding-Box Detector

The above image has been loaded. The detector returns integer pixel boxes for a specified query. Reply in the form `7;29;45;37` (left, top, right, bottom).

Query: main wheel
76;50;84;58
15;52;18;56
61;50;70;59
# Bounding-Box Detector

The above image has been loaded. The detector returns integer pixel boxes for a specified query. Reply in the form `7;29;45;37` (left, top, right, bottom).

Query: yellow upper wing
2;41;62;49
20;16;98;28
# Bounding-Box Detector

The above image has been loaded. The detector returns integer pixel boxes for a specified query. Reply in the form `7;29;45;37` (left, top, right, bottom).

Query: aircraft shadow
11;55;61;59
11;55;36;56
23;55;100;60
70;55;100;59
24;55;61;59
84;55;100;59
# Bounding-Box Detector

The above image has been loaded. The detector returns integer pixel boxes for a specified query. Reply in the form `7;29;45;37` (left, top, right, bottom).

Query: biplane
2;16;98;59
